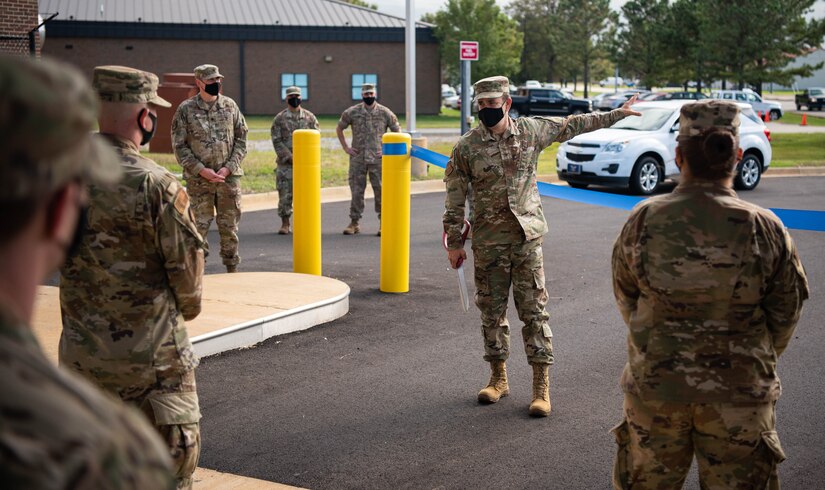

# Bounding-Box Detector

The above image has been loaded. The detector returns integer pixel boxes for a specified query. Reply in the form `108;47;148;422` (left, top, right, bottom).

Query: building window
351;74;377;100
281;73;308;100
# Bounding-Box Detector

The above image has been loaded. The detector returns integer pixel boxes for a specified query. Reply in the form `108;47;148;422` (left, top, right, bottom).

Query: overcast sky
369;0;824;22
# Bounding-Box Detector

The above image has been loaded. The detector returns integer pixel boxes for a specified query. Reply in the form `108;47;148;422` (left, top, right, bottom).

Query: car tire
630;156;662;195
571;109;584;115
796;104;801;111
569;182;589;189
770;109;781;121
734;153;762;191
508;107;520;119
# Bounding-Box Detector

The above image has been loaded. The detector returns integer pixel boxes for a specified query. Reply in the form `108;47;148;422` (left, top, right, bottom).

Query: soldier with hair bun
610;100;809;489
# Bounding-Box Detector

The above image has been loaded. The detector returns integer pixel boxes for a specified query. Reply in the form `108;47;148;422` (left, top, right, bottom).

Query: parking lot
196;176;824;489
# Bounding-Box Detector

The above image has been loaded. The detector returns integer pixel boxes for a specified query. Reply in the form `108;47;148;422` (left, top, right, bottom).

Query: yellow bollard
380;132;412;293
293;129;321;275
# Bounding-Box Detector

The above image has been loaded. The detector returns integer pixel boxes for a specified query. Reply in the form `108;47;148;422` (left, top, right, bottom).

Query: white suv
712;89;784;120
556;100;772;194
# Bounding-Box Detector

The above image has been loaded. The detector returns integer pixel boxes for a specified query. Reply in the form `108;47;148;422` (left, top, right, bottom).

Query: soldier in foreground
0;55;174;488
336;83;400;235
172;64;248;272
443;76;640;417
60;65;206;489
610;100;809;488
271;85;320;234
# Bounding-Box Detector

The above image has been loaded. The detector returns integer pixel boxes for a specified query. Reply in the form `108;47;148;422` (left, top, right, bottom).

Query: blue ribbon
382;142;408;156
410;145;825;233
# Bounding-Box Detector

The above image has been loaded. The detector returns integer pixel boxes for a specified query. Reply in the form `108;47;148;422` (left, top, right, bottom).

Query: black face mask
137;109;157;146
204;81;221;96
64;204;88;261
287;97;301;108
478;106;505;128
362;96;376;106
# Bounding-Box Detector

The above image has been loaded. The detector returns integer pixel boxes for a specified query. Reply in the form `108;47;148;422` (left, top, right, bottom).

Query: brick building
39;0;441;115
1;0;41;56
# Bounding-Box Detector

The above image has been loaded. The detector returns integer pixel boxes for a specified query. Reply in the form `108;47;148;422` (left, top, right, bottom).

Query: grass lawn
145;131;821;194
770;133;825;167
776;112;825;127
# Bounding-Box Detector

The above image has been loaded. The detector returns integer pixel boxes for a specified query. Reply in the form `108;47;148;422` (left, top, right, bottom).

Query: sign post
459;41;478;135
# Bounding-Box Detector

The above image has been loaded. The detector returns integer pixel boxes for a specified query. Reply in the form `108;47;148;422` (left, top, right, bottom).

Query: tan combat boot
343;220;360;235
278;217;291;235
528;363;551;417
477;359;509;404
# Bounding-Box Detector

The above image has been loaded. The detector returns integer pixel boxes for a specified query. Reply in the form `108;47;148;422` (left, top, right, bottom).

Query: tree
613;0;671;89
509;0;560;83
339;0;378;9
424;0;523;86
701;0;825;95
555;0;613;97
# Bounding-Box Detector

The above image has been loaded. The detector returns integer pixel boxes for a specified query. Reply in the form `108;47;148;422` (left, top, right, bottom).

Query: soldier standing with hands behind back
173;64;248;272
271;86;319;235
60;65;206;490
337;83;400;236
443;76;641;417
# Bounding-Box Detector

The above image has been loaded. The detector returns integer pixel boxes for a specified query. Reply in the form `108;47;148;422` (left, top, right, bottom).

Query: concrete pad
30;272;346;489
33;272;349;362
193;467;303;489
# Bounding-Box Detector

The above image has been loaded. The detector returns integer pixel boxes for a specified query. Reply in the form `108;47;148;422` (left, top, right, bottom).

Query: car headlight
812;98;817;102
603;141;627;153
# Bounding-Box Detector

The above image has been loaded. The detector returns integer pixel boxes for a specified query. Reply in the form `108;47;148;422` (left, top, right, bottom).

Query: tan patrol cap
473;76;509;100
361;83;376;93
678;100;740;141
286;86;301;96
194;64;224;81
0;55;120;200
93;65;172;108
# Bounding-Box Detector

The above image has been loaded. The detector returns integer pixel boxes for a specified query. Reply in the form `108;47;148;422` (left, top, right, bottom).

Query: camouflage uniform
338;84;401;222
0;309;175;489
60;66;206;490
271;87;319;219
610;101;809;489
0;55;174;488
443;79;628;366
172;64;248;268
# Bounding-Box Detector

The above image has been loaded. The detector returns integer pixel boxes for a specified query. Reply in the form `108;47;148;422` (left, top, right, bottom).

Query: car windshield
611;107;674;131
810;89;823;96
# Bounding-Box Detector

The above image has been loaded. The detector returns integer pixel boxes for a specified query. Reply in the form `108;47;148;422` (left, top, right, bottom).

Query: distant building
788;48;825;89
40;0;441;115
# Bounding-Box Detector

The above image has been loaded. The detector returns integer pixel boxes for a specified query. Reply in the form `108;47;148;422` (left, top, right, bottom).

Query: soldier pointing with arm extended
443;76;641;417
337;83;401;236
271;86;319;235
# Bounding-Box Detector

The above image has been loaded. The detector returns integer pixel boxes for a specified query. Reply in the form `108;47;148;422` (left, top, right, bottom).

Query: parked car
795;87;825;111
639;92;669;101
712;89;783;120
599;76;624;87
595;90;650;111
556;100;772;194
508;87;591;118
663;91;709;100
524;80;542;88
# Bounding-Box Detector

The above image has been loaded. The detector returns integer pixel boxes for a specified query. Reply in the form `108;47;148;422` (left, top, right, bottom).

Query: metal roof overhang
47;21;437;43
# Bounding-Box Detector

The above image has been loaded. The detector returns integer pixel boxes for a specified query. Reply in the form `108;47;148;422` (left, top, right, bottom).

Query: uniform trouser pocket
755;430;786;490
610;419;632;490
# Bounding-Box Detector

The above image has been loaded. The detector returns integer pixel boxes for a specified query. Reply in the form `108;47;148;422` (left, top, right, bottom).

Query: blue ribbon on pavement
410;145;825;233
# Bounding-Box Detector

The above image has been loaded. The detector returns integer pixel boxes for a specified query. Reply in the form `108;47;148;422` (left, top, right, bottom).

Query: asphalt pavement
196;177;824;489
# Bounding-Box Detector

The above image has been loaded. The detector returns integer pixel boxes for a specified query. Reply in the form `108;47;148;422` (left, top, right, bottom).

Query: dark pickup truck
795;87;825;111
508;88;592;118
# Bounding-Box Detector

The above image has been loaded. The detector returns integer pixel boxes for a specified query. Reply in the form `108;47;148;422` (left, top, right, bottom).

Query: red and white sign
459;41;479;61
